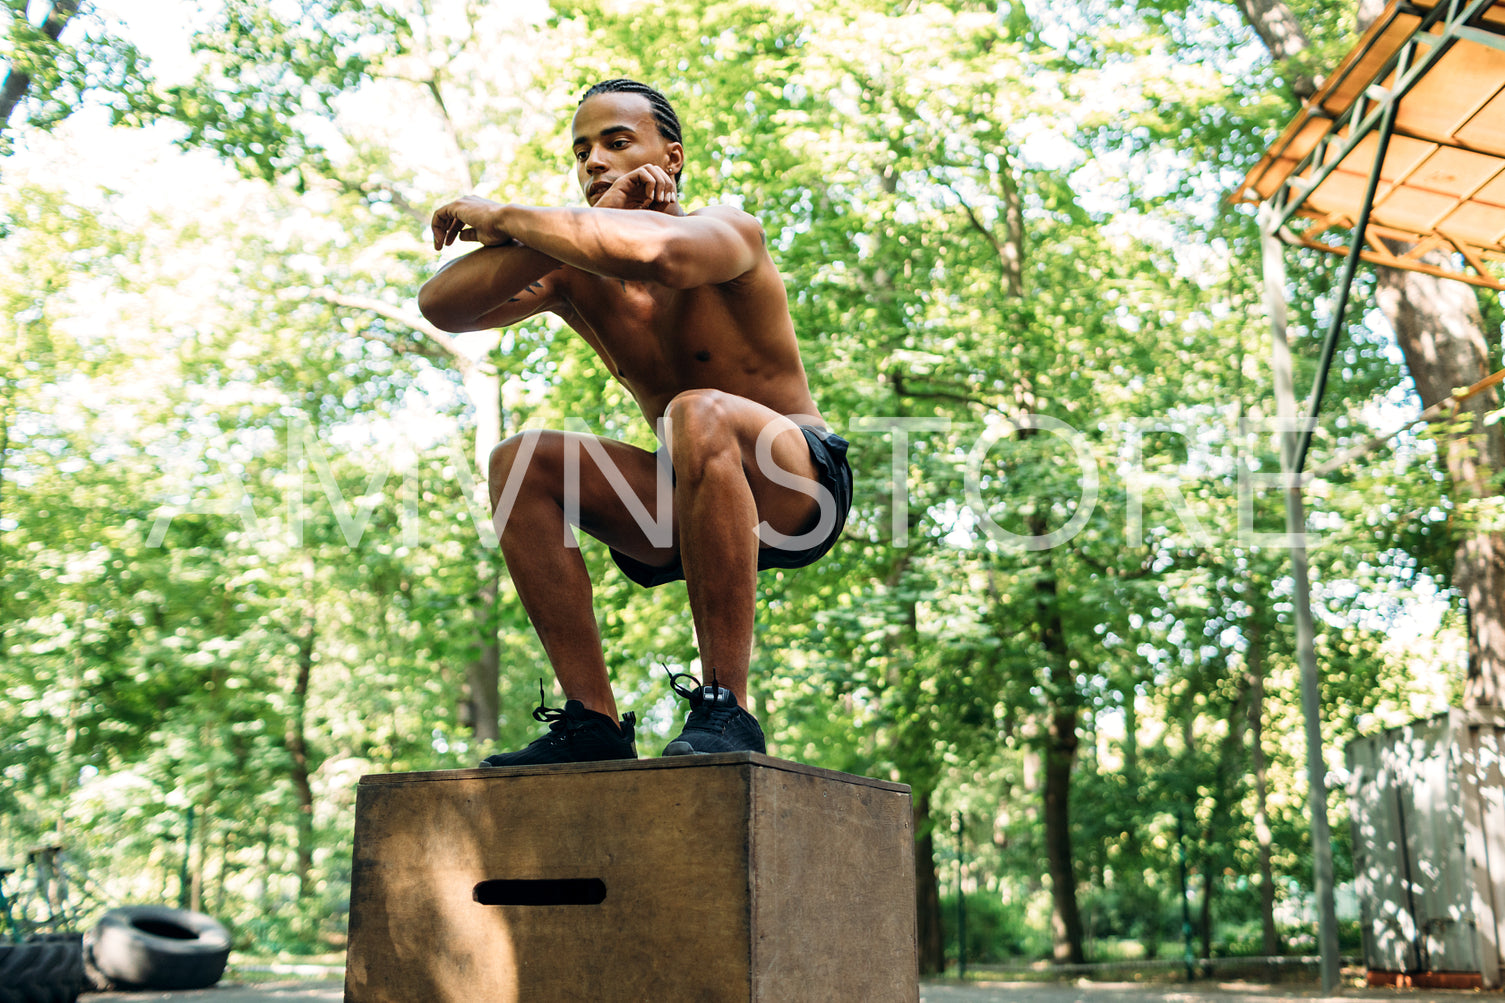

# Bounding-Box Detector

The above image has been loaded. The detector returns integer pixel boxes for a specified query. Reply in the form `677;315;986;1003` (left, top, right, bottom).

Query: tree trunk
258;823;273;910
1229;0;1317;97
878;531;949;974
996;151;1025;299
1197;671;1253;962
190;807;206;913
465;571;502;742
463;371;504;740
214;828;232;920
1121;690;1161;958
288;610;317;899
327;300;509;739
1004;112;1083;946
1198;865;1217;963
1034;550;1085;965
913;793;946;975
1247;627;1282;955
1043;711;1084;964
1373;266;1505;707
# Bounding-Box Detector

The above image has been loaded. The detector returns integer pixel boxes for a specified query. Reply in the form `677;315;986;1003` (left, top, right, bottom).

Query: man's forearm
417;242;562;332
499;204;676;284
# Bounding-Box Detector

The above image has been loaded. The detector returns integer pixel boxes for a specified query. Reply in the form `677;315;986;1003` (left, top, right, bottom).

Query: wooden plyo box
344;752;918;1002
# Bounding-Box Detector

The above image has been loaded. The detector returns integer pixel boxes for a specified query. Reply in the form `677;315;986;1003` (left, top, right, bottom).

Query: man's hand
593;165;680;213
430;195;515;251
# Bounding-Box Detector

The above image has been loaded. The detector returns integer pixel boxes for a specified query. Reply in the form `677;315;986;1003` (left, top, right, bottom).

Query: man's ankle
564;693;620;723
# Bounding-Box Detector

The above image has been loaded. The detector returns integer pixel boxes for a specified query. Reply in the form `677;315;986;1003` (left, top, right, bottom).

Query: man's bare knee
664;390;741;484
488;430;565;512
489;437;516;480
489;436;524;509
664;388;732;432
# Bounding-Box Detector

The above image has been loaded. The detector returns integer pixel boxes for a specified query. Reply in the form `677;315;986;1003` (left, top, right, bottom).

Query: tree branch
1311;365;1505;479
887;370;1011;416
0;0;80;132
332;176;429;228
936;174;1004;257
424;72;477;190
314;290;496;378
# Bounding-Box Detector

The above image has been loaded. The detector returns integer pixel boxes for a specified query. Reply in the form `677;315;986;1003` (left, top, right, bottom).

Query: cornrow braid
579;78;684;184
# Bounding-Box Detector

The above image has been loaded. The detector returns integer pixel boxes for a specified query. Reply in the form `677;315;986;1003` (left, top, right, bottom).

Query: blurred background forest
2;0;1498;978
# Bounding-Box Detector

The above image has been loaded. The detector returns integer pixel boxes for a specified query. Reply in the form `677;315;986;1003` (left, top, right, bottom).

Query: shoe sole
662;741;767;756
479;751;638;767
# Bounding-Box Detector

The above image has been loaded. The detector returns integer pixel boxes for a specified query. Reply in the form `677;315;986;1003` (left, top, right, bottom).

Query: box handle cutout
473;878;607;906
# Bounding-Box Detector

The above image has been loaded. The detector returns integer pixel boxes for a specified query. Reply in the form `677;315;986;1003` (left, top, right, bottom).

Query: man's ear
664;142;685;179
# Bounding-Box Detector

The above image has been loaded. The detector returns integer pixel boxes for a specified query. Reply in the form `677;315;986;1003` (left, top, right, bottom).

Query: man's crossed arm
483;202;761;290
416;239;563;333
419;170;765;333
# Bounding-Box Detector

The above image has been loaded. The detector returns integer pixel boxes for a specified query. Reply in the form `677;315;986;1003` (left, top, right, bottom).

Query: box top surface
359;751;911;794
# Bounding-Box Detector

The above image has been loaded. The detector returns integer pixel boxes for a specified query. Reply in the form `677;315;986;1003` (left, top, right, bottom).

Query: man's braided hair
579;78;684;184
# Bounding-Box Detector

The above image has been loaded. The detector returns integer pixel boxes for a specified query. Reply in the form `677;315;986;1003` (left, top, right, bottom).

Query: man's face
571;92;683;206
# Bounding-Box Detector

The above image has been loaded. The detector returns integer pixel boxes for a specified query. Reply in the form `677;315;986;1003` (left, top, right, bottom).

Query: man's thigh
494;429;680;567
666;391;826;543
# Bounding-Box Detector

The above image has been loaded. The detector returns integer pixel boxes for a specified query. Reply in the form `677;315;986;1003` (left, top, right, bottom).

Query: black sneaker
479;688;637;767
661;671;766;756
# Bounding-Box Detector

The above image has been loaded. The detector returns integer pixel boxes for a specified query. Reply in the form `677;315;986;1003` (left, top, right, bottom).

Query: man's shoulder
688;202;753;218
687;204;772;268
689;203;763;232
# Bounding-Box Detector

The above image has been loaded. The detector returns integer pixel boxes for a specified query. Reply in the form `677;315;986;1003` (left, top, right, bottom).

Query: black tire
0;936;83;1003
78;941;115;994
84;905;231;991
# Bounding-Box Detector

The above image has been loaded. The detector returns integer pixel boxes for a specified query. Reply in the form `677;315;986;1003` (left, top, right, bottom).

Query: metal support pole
1295;96;1398;475
1261;206;1343;994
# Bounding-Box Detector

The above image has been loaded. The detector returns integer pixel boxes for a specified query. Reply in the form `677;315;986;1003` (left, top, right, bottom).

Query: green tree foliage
0;0;1467;966
0;0;147;150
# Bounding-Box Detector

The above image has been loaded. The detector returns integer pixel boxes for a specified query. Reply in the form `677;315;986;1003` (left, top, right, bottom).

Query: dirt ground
917;981;1487;1003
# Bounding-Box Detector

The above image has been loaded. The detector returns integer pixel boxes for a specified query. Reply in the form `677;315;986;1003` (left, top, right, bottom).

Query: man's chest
592;276;688;331
564;279;710;378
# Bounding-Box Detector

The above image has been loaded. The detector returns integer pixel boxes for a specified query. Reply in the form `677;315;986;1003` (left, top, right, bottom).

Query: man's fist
430;195;512;250
593;165;679;213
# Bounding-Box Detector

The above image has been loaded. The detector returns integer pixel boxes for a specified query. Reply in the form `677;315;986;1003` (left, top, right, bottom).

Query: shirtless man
419;79;852;767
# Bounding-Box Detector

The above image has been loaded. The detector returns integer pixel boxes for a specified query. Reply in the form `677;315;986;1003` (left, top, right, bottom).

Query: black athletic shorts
609;426;853;589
